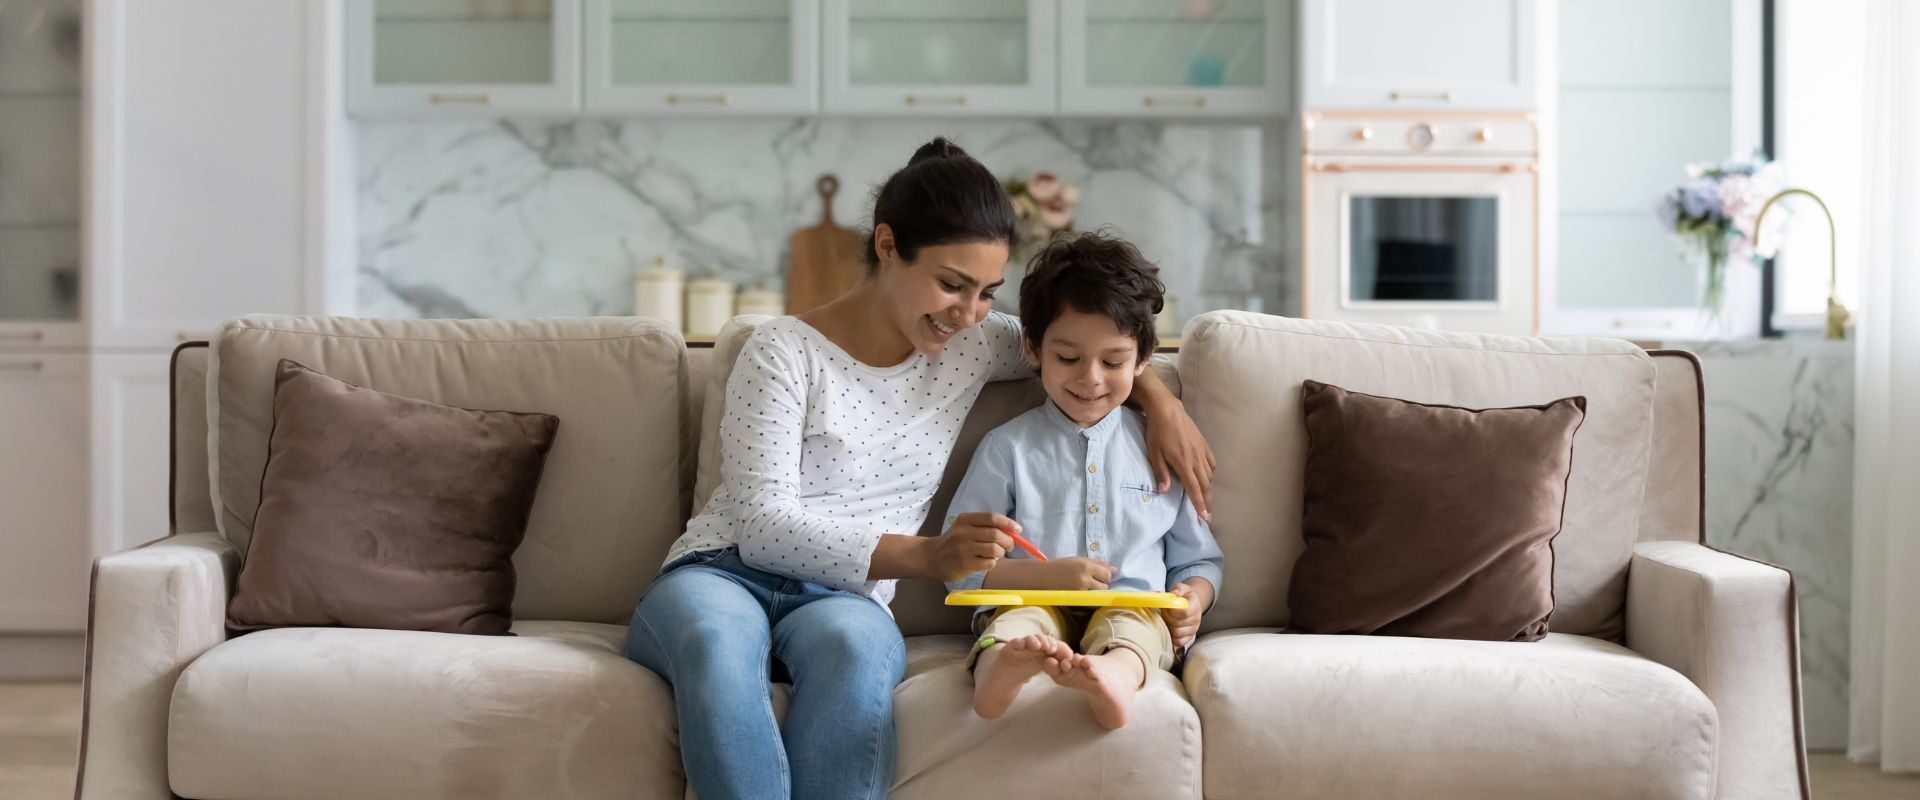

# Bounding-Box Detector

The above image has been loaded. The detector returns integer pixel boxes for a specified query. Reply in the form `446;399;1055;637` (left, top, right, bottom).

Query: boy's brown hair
1018;230;1166;362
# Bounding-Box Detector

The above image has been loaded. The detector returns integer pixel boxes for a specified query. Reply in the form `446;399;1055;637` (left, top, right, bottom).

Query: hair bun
908;136;966;166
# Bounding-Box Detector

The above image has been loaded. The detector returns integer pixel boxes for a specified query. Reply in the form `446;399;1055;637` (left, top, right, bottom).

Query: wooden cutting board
785;175;865;315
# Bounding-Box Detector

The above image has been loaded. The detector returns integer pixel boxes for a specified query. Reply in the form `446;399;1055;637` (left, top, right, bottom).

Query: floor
4;681;1918;799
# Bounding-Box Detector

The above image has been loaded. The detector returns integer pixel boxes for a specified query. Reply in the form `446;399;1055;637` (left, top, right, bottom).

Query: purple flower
1653;191;1683;233
1681;179;1723;220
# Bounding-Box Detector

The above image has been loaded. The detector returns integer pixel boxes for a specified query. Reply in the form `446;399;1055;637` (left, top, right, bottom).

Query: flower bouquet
1653;153;1787;321
1005;171;1081;264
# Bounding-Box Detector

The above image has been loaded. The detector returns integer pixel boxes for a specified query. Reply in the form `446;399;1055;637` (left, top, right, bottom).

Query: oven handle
1311;161;1537;174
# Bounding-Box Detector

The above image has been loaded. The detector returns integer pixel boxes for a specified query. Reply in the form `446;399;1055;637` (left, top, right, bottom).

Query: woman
624;137;1216;800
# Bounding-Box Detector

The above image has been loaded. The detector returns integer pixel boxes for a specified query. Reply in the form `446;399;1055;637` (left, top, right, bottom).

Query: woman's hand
926;512;1017;582
1145;403;1216;523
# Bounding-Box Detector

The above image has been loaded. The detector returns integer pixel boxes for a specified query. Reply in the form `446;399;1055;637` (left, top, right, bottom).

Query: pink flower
1038;198;1072;229
1027;172;1061;202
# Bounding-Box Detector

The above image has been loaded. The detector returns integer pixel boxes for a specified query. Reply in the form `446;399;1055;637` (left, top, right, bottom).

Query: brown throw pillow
227;360;560;635
1287;380;1586;642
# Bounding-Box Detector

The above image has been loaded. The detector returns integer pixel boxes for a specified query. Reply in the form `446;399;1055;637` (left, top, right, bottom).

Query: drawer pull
428;92;493;106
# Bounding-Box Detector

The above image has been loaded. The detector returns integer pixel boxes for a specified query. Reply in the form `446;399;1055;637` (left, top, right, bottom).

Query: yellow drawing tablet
944;589;1189;609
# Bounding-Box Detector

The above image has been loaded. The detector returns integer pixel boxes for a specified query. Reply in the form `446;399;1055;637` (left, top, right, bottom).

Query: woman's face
873;224;1010;356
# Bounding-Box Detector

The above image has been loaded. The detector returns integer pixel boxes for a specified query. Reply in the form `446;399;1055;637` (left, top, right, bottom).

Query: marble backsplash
354;118;1290;328
1681;338;1856;750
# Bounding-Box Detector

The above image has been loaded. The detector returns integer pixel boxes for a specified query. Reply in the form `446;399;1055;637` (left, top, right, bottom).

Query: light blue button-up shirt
944;401;1224;596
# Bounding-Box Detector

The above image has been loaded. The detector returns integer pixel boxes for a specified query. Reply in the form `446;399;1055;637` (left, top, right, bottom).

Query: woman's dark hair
1018;230;1165;362
864;137;1018;273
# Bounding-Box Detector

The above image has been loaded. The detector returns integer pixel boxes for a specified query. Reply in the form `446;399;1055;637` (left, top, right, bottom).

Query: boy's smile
1027;306;1150;427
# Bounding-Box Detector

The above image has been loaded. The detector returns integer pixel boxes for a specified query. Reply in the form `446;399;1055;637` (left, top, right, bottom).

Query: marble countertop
1654;338;1855;358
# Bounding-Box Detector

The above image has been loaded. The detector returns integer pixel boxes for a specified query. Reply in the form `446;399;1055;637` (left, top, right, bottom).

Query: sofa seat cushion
1184;629;1718;800
890;635;1201;800
168;621;681;800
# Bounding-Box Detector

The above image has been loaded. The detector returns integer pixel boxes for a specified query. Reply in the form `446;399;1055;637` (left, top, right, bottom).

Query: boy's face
1026;306;1148;427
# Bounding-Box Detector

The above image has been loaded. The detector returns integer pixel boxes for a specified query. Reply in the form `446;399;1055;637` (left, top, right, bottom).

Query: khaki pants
966;605;1176;681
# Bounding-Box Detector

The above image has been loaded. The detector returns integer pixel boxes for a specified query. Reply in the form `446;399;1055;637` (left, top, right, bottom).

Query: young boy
945;231;1223;730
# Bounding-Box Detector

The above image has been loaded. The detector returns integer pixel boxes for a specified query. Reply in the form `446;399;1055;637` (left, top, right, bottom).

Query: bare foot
973;634;1072;720
1046;650;1144;730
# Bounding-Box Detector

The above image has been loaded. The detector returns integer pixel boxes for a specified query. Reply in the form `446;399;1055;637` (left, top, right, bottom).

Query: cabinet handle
0;330;45;342
1143;95;1207;109
429;92;493;106
904;94;967;107
1388;90;1454;103
0;360;44;371
667;93;732;106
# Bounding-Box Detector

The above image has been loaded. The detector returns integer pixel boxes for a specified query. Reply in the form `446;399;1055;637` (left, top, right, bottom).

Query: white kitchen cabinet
88;353;171;559
0;354;89;632
1300;0;1537;110
822;0;1056;115
584;0;817;114
346;0;582;117
0;0;85;351
87;0;336;349
1059;0;1290;117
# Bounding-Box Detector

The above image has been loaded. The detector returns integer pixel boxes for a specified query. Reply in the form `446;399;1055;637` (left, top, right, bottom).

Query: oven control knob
1408;123;1436;150
1353;126;1373;142
1476;127;1495;142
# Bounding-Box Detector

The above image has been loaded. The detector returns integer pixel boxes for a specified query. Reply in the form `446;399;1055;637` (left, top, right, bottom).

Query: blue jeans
624;548;906;800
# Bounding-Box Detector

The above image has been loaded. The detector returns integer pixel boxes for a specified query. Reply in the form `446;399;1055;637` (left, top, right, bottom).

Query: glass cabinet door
1060;0;1289;116
0;0;83;335
822;0;1055;114
346;0;581;117
584;0;816;113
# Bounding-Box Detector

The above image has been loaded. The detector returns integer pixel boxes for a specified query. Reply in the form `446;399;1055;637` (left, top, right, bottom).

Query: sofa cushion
891;636;1202;799
227;360;559;635
168;621;681;800
1178;311;1656;639
208;316;690;624
1183;629;1717;800
1289;380;1585;641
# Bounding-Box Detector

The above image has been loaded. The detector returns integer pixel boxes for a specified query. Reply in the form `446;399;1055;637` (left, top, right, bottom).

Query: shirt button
1142;493;1152;503
1090;542;1102;552
1088;504;1099;514
1088;464;1097;474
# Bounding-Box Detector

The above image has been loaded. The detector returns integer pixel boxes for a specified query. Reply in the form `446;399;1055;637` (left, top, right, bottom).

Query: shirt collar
1044;399;1125;441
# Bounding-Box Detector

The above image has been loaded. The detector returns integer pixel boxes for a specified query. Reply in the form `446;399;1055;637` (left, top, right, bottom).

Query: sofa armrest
75;532;239;800
1627;540;1809;800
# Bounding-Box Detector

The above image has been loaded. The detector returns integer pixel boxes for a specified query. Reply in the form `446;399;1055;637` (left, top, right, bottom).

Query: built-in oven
1301;111;1539;335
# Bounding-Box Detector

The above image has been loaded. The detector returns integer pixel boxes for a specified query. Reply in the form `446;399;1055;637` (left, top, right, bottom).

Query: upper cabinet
346;0;583;116
1300;0;1536;110
584;0;817;114
0;0;85;349
343;0;1315;118
1059;0;1290;117
820;0;1055;115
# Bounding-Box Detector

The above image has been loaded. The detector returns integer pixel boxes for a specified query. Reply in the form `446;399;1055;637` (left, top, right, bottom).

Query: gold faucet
1754;188;1851;340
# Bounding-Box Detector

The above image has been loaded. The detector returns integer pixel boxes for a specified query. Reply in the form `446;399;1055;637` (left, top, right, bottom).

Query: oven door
1304;159;1537;335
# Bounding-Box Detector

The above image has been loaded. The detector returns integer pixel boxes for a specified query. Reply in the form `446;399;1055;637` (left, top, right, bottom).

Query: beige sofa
72;310;1809;800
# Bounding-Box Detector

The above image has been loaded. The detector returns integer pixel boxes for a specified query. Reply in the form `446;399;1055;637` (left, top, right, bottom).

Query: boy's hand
1042;557;1115;590
1162;578;1215;647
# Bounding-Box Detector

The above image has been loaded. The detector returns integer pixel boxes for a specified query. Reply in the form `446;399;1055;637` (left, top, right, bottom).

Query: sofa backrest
1178;311;1658;640
166;312;1705;636
199;315;693;624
